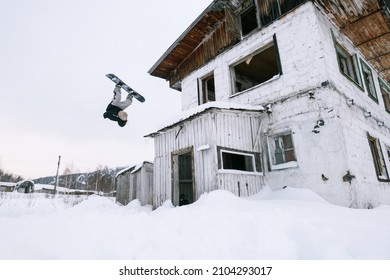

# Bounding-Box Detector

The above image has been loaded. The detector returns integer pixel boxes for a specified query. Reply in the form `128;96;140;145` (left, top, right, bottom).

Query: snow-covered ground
0;186;389;260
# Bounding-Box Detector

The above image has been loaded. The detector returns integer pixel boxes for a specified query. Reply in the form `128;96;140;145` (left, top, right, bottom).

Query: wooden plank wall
153;109;264;207
116;163;154;206
116;173;131;206
170;7;240;88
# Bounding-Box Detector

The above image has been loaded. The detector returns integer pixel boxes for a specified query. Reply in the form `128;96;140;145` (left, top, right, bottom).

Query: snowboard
106;73;145;103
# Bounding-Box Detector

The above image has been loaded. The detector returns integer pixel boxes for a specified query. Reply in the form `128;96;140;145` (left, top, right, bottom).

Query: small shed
146;102;266;207
115;161;154;206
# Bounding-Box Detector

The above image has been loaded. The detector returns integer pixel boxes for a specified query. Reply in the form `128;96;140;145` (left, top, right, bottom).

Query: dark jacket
104;104;127;127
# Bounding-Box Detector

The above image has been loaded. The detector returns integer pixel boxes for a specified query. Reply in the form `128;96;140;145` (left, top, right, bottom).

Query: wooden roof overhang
149;0;390;89
314;0;390;84
148;0;229;90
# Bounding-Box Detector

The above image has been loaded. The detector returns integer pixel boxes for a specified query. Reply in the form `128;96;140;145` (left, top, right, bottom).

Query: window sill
218;169;264;176
340;72;364;92
270;161;298;171
230;74;281;99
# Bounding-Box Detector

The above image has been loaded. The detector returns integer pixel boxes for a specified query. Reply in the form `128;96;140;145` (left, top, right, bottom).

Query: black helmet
118;120;127;127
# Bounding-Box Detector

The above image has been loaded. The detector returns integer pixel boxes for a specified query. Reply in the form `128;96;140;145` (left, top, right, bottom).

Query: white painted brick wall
176;2;390;207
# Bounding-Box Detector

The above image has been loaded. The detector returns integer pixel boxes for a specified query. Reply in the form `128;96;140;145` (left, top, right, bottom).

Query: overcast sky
0;0;212;179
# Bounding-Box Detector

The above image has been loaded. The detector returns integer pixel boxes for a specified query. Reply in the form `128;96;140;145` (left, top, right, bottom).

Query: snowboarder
103;84;133;127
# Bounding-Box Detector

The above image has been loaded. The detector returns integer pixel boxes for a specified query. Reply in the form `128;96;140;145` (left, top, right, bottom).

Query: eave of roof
145;101;264;137
148;0;225;80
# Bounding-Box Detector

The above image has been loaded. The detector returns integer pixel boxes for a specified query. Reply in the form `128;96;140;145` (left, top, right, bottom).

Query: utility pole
54;155;61;195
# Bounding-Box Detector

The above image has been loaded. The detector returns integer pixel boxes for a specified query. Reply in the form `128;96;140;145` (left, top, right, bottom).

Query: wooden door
172;148;194;206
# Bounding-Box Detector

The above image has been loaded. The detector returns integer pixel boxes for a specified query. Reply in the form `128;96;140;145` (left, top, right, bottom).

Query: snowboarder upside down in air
103;85;133;127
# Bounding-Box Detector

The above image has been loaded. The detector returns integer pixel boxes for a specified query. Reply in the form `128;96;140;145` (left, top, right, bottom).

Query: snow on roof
116;161;152;177
0;182;16;187
146;101;264;137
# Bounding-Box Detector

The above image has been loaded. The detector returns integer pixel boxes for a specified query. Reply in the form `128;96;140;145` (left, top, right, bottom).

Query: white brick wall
176;2;390;207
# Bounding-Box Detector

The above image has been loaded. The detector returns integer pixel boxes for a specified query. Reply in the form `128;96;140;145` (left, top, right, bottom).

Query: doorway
172;148;195;206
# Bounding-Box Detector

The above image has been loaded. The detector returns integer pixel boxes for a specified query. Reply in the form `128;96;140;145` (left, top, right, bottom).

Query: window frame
267;131;298;170
198;72;216;105
334;41;363;89
379;78;390;114
239;2;260;38
360;59;378;103
217;146;262;174
367;133;390;182
230;35;282;96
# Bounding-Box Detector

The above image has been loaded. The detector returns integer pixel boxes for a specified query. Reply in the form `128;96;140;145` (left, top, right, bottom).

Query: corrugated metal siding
152;109;264;207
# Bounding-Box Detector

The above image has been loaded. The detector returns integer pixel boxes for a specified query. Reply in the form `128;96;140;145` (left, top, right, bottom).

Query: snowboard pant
111;86;133;110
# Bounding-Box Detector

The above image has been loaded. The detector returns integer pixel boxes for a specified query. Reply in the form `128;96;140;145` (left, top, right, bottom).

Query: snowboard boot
113;85;122;95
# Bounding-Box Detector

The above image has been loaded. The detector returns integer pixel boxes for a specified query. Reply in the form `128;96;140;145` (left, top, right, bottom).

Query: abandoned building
145;0;390;208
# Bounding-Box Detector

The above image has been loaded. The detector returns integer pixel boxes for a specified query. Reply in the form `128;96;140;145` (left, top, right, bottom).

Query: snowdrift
0;187;389;259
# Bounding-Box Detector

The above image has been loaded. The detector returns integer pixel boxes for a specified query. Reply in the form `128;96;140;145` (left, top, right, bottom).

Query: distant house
0;182;16;192
116;162;154;206
147;0;390;208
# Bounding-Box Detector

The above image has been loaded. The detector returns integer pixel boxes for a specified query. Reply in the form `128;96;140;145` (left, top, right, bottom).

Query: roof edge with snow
145;101;264;137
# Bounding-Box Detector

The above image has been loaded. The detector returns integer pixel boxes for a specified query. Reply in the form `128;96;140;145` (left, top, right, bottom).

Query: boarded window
231;35;281;94
198;73;215;104
367;134;389;182
379;79;390;113
335;42;362;86
268;132;297;169
361;60;378;102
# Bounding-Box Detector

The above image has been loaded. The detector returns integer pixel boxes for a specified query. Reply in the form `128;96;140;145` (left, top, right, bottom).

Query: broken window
258;0;280;26
268;132;297;169
335;43;362;86
367;134;389;182
231;36;281;94
218;147;261;172
257;0;306;26
198;73;215;104
361;60;378;102
240;4;259;37
379;79;390;113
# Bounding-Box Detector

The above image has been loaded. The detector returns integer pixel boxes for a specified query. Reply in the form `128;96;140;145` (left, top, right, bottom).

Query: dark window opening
222;151;255;172
232;42;280;94
240;5;258;36
258;0;281;26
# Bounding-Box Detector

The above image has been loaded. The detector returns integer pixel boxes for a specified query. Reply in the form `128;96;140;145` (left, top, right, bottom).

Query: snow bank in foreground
0;187;389;260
